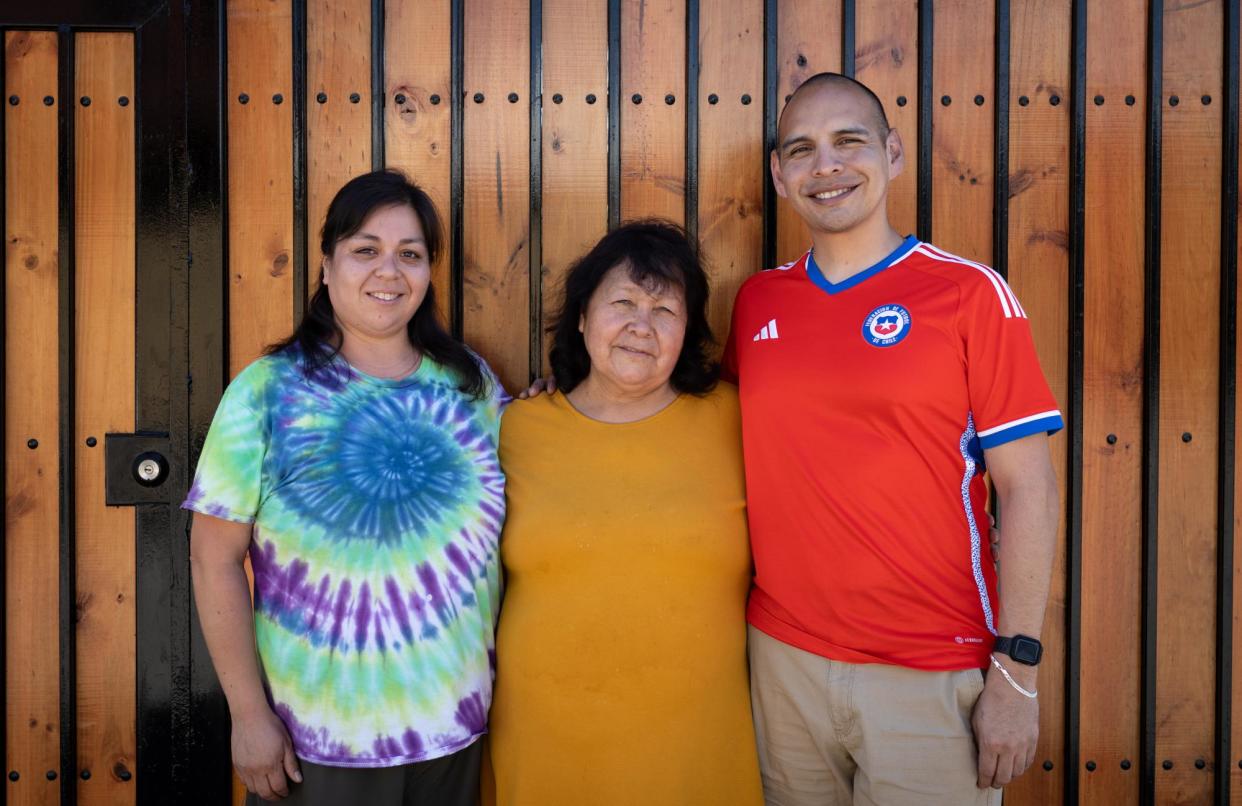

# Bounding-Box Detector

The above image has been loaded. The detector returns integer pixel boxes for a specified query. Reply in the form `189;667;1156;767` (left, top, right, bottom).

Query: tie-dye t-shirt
183;346;506;767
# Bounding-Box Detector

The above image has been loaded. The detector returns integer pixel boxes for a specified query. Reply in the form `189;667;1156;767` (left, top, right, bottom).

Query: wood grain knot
7;491;34;518
1026;230;1068;252
23;254;38;269
75;592;92;623
271;252;290;277
1008;169;1036;198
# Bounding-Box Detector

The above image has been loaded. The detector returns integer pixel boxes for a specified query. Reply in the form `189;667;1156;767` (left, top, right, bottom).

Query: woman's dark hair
548;220;717;394
267;170;487;398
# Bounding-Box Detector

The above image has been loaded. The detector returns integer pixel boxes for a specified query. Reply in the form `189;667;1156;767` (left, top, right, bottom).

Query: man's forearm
995;477;1059;638
992;467;1059;688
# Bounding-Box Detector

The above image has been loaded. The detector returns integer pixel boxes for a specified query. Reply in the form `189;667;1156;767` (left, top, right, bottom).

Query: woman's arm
190;513;302;800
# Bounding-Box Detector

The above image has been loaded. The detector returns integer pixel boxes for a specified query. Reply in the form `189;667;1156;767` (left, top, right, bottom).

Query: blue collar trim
805;235;920;295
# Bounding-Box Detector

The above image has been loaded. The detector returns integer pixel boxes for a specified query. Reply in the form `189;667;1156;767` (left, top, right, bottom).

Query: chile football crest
862;304;911;347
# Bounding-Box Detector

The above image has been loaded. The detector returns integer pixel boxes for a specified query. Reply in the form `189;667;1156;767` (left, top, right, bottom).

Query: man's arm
971;432;1060;789
191;513;302;800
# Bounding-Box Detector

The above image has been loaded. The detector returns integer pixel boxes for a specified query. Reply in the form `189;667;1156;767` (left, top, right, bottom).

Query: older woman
486;221;763;805
186;171;506;805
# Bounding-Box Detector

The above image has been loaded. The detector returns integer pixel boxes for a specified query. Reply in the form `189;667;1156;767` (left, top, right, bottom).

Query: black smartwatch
993;634;1042;666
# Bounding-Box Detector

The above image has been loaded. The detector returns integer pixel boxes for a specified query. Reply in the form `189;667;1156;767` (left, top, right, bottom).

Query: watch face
1012;636;1042;665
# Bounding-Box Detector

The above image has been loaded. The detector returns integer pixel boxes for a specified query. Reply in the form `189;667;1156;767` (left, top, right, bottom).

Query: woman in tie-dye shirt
186;171;505;806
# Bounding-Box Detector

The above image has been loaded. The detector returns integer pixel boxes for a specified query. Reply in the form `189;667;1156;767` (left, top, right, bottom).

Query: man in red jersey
722;73;1061;805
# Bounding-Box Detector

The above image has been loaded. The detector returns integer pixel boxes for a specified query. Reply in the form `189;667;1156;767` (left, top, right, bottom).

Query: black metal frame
450;0;464;337
840;0;854;77
761;0;776;270
1066;0;1087;799
528;0;543;382
684;0;699;243
56;25;78;804
607;0;620;229
916;0;933;242
292;0;308;323
1216;3;1240;803
991;1;1009;281
370;0;384;170
1140;1;1163;801
183;0;231;800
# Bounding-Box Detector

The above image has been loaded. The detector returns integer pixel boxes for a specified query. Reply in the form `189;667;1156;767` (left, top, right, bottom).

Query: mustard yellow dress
486;385;763;806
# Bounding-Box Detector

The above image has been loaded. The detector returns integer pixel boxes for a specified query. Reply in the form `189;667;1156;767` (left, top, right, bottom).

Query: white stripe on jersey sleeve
977;410;1064;438
916;244;1025;319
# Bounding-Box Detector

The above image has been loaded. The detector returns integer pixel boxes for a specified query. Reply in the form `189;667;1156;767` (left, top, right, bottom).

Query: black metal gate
2;1;230;803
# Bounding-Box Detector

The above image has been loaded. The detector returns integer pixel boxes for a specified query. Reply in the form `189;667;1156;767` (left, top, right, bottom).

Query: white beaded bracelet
990;654;1038;699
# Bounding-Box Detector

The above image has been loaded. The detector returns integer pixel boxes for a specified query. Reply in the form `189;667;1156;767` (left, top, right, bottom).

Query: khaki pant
748;626;1002;806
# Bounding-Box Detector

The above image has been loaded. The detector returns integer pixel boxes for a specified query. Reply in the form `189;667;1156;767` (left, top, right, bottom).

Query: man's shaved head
778;72;891;142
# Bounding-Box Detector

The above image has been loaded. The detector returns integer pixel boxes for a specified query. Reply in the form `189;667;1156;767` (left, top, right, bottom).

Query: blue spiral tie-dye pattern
183;347;506;767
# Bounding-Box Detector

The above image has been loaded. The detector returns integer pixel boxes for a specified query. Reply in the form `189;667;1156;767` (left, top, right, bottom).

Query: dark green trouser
245;739;482;806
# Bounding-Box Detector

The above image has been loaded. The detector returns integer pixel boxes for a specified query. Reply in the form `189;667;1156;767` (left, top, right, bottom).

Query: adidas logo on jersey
753;318;780;341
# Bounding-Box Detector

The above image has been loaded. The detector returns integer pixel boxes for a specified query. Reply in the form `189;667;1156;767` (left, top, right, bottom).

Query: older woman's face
322;203;430;344
579;264;687;396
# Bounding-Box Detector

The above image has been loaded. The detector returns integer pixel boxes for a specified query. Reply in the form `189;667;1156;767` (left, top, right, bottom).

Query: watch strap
993;633;1042;665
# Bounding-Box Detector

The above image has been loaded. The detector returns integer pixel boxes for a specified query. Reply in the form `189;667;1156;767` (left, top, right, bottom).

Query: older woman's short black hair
548;220;718;394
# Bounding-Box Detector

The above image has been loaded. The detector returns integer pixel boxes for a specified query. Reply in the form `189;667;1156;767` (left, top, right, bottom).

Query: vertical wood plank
698;0;763;345
930;0;993;262
854;0;918;239
227;4;293;801
463;0;530;390
541;0;608;370
4;29;60;805
385;0;454;325
1080;1;1146;802
1003;3;1069;802
1155;2;1223;803
773;0;841;264
619;0;685;224
307;0;371;293
73;32;137;806
228;0;295;376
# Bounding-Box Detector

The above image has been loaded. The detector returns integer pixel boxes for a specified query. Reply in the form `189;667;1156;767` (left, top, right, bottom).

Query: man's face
770;83;904;236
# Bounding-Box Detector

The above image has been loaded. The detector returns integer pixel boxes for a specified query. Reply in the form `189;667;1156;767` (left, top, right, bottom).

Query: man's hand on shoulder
972;662;1039;789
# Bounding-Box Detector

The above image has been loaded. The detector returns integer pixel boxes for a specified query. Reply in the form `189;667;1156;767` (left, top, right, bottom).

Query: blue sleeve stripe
977;414;1065;449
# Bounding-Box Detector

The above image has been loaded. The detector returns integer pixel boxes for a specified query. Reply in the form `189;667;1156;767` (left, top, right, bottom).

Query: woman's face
322;203;430;345
579;264;687;397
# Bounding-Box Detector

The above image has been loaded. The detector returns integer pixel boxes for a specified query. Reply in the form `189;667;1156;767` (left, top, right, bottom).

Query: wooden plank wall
386;0;453;325
5;28;61;806
3;1;1240;803
227;0;294;376
306;0;371;294
1158;2;1223;802
73;32;136;804
209;3;1241;804
1081;0;1146;802
698;0;762;344
1006;3;1070;802
208;4;1239;805
540;0;607;369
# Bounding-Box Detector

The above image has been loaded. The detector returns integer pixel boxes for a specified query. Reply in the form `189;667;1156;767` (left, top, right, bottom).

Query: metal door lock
105;433;173;505
132;451;169;486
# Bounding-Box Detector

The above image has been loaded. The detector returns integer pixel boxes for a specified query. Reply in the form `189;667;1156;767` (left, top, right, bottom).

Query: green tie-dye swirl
183;348;505;766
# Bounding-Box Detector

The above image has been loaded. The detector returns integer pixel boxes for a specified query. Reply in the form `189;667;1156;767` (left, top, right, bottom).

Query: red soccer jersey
723;236;1062;670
